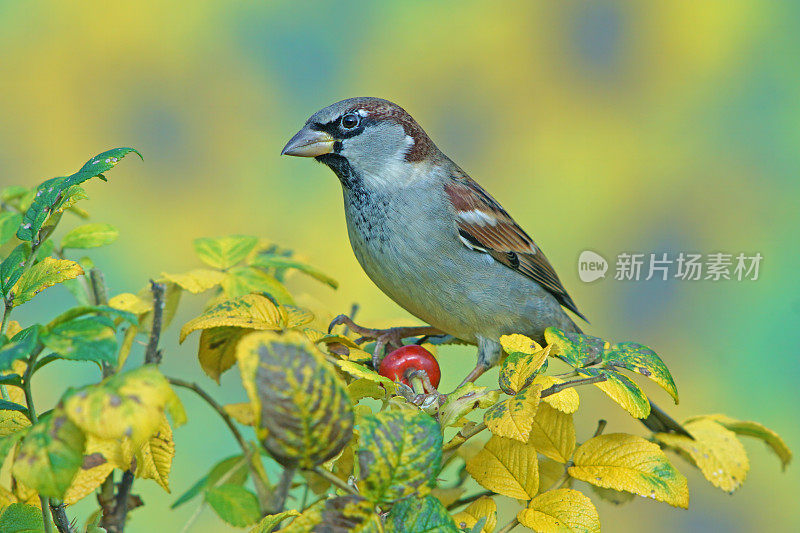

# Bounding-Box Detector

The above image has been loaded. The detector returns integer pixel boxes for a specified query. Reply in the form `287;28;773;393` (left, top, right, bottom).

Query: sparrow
282;97;685;434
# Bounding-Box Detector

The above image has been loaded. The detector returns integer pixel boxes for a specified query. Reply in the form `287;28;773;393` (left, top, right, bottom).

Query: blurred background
1;1;798;531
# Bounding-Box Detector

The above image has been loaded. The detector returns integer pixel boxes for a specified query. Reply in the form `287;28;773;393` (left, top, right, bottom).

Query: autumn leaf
544;328;605;367
601;341;678;403
655;418;749;493
180;293;287;342
60;223;119;249
691;414;792;471
452;496;497;532
466;435;539;499
518;488;600;533
249;510;301;533
10;257;83;306
498;334;548;394
385;495;459;532
576;367;650;419
357;408;442;503
161;268;226;294
194;235;258;270
483;384;542;442
236;330;354;468
569;433;689;508
527;403;576;463
197;326;253;383
533;375;579;414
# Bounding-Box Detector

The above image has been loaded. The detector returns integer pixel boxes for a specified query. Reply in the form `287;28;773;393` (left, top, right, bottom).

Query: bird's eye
341;113;360;130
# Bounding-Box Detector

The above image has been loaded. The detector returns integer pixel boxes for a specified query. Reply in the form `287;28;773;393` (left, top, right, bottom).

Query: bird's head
281;97;436;187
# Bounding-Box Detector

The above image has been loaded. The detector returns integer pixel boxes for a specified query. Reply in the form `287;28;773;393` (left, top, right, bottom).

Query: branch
100;470;135;533
144;281;165;364
496;518;519;533
270;467;296;514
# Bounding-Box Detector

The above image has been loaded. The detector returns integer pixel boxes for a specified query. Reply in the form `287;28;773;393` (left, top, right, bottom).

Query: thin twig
446;490;493;511
310;467;358;495
540;375;607;397
144;281;165;364
167;377;272;510
271;467;296;514
496;518;519;533
101;470;134;533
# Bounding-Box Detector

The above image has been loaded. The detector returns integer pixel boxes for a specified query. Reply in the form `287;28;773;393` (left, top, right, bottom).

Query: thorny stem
311;467;359;496
167;377;272;511
49;500;73;533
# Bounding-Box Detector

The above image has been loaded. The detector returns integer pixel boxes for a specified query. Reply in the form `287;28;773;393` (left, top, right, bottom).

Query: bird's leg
456;363;490;390
328;314;444;368
405;368;444;409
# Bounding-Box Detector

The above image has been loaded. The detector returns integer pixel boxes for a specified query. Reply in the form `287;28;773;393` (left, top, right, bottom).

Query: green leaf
205;484;260;527
60;223;119;249
544;328;606;367
171;454;250;509
236;330;354;468
0;211;22;246
576;367;650;419
1;186;29;203
0;427;30;461
438;383;499;428
0;399;28;415
0;244;29;297
0;325;40;372
16;148;140;242
42;315;118;365
221;265;295;304
251;255;338;289
357;408;443;503
193;235;258;270
0;503;45;533
10;257;84;307
601;342;678;403
13;411;86;498
386;495;459;533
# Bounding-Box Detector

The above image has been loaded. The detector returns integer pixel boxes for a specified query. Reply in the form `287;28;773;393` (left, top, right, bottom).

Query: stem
2;240;41;336
271;467;295;513
0;303;11;336
593;419;608;438
144;281;165;364
446;490;493;511
311;467;358;495
22;347;54;533
167;377;272;509
49;500;74;533
496;518;519;533
540;375;607;397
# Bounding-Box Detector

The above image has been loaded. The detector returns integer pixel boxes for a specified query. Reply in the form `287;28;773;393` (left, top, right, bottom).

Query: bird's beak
280;127;335;157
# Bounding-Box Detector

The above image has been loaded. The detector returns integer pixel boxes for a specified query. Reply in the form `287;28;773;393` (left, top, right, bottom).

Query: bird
281;97;686;434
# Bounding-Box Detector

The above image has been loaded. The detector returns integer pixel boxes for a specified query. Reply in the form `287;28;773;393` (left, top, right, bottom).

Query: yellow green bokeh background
2;1;798;531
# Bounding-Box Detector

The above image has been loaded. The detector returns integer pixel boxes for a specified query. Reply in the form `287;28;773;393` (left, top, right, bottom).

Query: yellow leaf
64;366;179;447
0;485;15;510
695;414;792;470
108;292;151;316
84;434;134;471
452;496;497;533
10;258;83;306
568;433;689;508
224;402;256;426
430;487;464;508
466;435;539;499
518;488;600;533
134;415;174;491
161;269;225;294
534;375;579;414
347;378;390;401
333;359;397;393
180;293;285;343
655;418;749;493
484;384;541;442
527;403;576;463
0;369;31;437
63;452;115;505
499;334;548;393
136;282;183;332
576;368;650;419
5;321;22;338
198;326;253;383
538;457;570;493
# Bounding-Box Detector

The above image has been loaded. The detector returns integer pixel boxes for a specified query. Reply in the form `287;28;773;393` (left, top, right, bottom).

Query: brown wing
444;173;587;321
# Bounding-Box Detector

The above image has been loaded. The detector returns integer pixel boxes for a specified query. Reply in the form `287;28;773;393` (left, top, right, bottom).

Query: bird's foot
396;369;444;409
328;314;443;368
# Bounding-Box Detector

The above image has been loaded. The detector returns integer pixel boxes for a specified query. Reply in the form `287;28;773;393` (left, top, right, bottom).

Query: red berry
378;345;441;389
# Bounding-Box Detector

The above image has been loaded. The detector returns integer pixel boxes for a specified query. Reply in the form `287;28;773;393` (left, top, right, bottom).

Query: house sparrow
282;97;685;434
